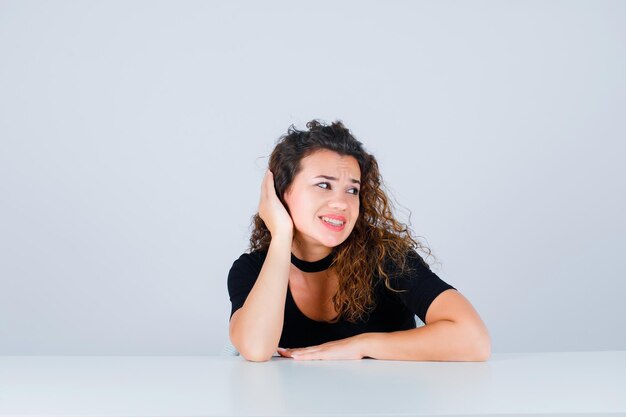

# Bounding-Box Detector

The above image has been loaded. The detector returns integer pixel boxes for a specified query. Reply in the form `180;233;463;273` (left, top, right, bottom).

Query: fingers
261;169;270;195
258;169;293;238
259;170;273;209
277;347;310;357
262;170;278;200
277;340;362;361
276;347;292;358
277;346;324;360
292;350;326;361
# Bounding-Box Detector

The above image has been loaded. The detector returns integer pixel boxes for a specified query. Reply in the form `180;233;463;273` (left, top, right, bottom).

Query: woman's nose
328;193;349;210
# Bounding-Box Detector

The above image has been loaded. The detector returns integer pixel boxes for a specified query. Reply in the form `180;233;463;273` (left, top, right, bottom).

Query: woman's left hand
277;334;370;360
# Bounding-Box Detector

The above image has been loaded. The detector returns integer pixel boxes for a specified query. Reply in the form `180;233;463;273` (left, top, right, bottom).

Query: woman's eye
317;183;359;195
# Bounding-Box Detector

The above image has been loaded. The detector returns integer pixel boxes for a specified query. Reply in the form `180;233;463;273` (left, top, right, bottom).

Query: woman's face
284;149;361;250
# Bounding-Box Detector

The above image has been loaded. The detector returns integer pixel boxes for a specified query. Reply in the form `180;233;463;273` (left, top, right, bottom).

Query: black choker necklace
291;251;335;273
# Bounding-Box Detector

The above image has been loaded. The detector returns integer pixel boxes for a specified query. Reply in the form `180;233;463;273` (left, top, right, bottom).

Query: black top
227;248;457;348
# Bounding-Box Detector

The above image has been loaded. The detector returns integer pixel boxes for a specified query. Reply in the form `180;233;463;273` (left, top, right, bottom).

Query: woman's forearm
362;320;491;362
230;233;292;362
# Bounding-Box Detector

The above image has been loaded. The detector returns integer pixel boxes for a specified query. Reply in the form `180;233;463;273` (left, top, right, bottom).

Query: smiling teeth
322;217;344;226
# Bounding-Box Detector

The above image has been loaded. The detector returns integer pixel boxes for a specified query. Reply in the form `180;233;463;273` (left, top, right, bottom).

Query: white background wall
1;0;624;355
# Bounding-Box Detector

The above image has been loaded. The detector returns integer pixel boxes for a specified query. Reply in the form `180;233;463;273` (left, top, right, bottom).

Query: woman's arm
279;289;491;361
231;170;295;362
363;289;491;361
229;233;292;362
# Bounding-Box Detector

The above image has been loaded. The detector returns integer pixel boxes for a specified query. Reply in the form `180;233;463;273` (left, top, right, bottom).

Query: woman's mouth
319;216;346;231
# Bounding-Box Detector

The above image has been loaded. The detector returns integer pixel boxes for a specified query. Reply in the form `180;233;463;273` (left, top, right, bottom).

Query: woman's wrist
270;231;293;246
358;332;383;359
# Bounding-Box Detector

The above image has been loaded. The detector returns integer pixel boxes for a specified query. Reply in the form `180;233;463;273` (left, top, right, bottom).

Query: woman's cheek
291;199;311;230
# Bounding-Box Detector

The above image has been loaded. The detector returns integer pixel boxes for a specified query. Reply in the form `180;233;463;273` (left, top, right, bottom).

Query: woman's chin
316;232;351;248
294;232;346;249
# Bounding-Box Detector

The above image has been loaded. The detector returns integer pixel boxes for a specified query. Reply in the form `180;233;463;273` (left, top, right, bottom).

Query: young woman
227;120;491;362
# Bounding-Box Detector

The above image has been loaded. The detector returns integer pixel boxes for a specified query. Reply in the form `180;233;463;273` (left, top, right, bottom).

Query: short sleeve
227;251;265;320
386;249;457;324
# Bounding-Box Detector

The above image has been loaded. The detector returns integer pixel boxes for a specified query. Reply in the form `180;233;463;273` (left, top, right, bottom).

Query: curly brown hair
249;120;434;323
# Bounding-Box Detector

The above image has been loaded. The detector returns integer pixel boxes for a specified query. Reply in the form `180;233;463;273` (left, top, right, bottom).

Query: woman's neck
290;238;332;262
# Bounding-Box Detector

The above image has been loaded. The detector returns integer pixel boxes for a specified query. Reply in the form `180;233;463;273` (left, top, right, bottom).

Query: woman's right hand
258;170;294;238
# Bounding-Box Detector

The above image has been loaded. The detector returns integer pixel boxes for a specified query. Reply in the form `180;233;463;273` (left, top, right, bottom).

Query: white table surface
1;351;624;417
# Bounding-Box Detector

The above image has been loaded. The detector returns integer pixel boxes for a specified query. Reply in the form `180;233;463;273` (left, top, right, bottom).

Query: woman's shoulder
227;249;269;285
381;247;431;275
229;248;268;273
370;247;434;290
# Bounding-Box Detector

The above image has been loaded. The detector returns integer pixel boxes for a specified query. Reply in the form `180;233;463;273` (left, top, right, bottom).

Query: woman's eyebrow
314;175;361;185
